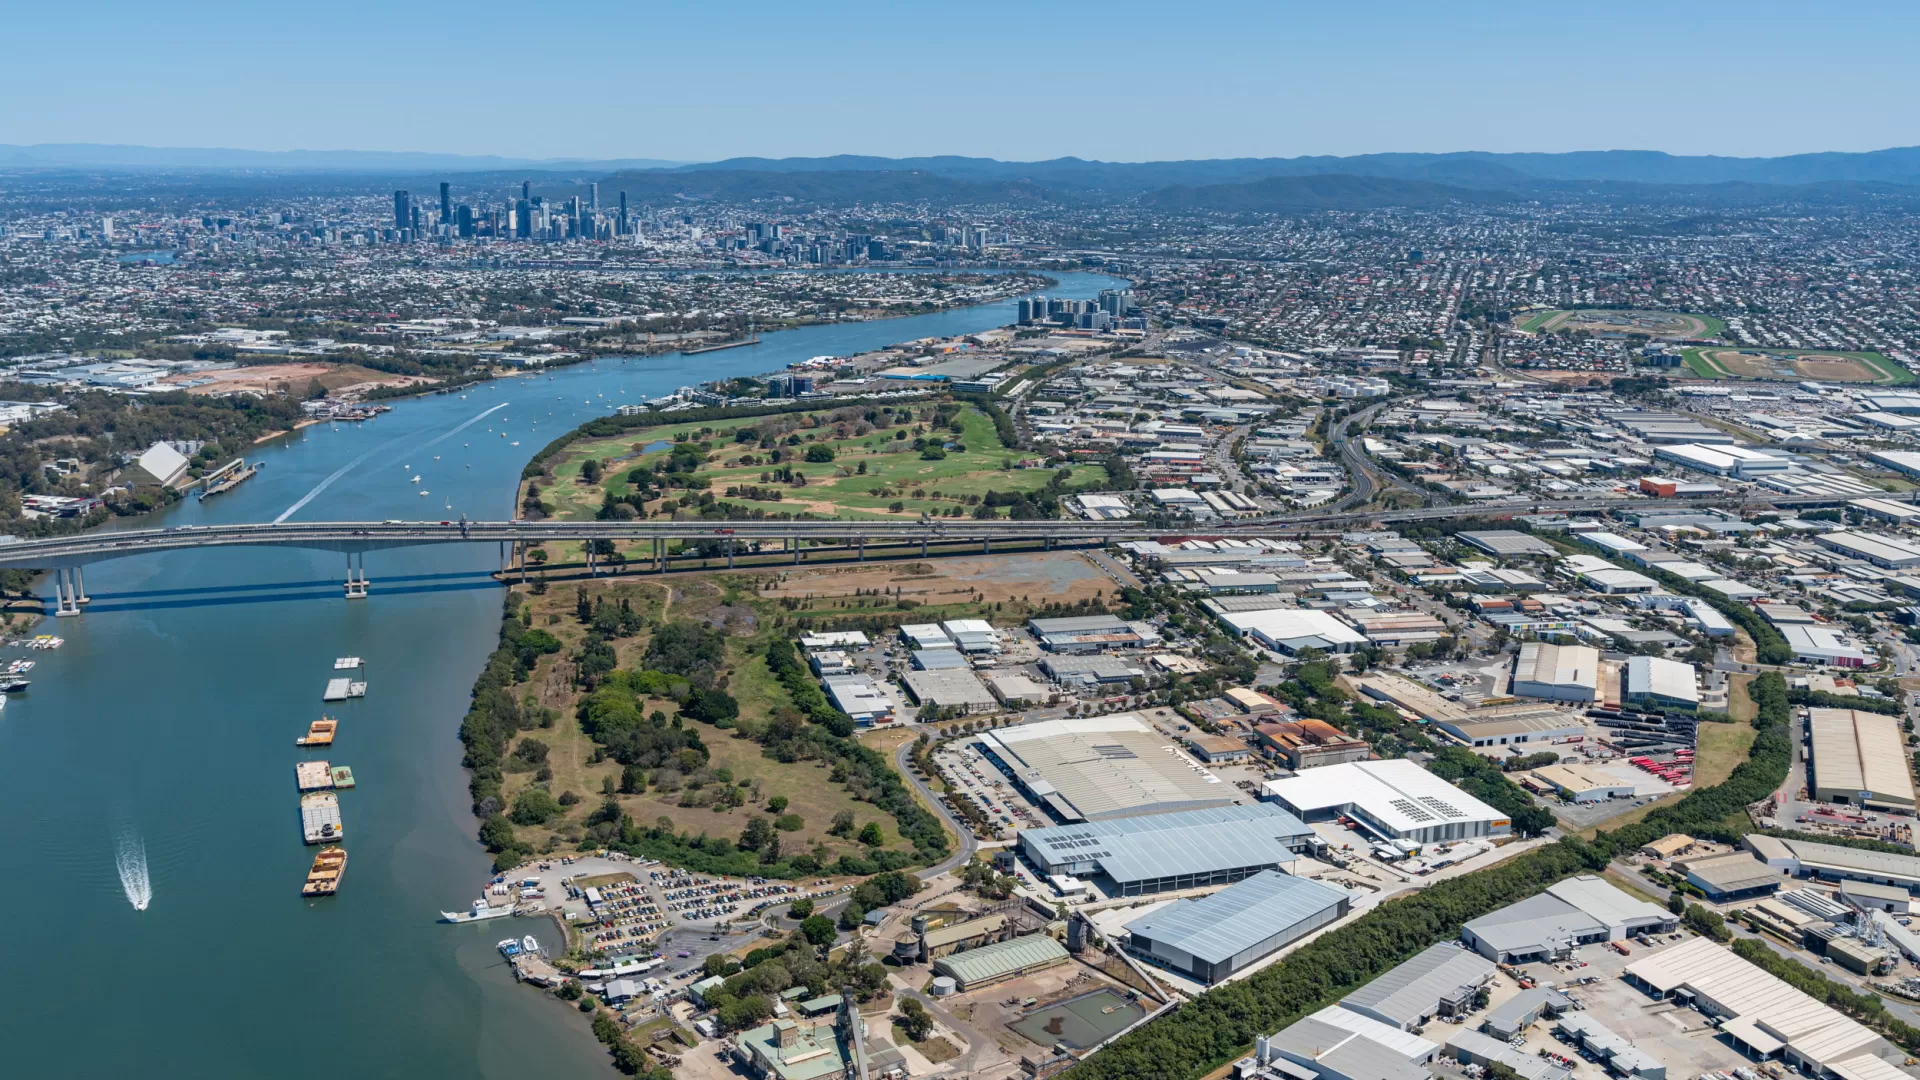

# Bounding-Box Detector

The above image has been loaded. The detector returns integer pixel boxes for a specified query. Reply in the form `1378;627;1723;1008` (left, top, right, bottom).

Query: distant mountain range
16;143;1920;211
0;143;686;172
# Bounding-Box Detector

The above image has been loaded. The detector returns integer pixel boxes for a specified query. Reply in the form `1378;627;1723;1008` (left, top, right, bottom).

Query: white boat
522;934;540;955
497;937;521;956
442;898;517;923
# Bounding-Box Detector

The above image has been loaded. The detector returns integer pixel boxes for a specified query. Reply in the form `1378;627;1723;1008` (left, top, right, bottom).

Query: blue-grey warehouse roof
1023;802;1314;884
1123;869;1350;964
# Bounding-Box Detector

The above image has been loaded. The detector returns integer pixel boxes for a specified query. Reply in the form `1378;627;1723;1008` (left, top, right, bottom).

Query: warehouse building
1512;643;1601;703
1447;1029;1571;1080
1186;734;1253;763
899;623;951;649
1255;719;1373;770
1779;623;1871;668
1462;876;1676;962
976;714;1235;823
985;673;1049;707
1350;672;1471;725
822;674;894;726
1459;531;1559;557
901;668;998;714
1039;655;1147;685
940;619;1001;654
1747;834;1920;893
1815;531;1920;571
1676;851;1783;902
1553;1015;1665;1080
1017;802;1316;897
1122;869;1351;983
1340;942;1498;1030
1625;936;1899;1077
1027;615;1159;653
1214;605;1369;655
1481;987;1575;1042
1530;763;1636;803
1243;1006;1438;1080
1436;709;1585;749
931;933;1069;990
1624;656;1700;714
1262;759;1512;844
1809;708;1916;810
910;647;969;671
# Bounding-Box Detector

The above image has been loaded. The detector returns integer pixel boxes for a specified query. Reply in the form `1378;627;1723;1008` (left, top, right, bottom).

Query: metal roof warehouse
976;714;1234;822
1123;869;1352;983
1261;758;1512;843
1018;802;1316;896
1625;936;1899;1076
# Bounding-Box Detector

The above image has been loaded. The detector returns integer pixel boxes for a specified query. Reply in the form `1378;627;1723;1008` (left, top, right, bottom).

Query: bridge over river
14;489;1899;614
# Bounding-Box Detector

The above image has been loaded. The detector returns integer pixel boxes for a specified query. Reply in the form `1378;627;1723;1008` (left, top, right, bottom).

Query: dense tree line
1788;688;1901;715
1425;748;1558;837
460;598;564;869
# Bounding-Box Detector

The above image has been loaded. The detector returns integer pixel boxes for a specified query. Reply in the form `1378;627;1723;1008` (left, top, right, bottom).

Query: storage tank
930;976;957;997
1066;917;1086;953
892;933;923;963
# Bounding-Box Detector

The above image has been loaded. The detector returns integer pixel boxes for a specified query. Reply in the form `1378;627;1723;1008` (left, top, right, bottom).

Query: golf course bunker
1685;347;1912;385
1520;309;1716;338
1010;989;1146;1050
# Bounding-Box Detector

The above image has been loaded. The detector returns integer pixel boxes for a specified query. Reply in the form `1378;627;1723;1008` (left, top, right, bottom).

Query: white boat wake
116;829;152;911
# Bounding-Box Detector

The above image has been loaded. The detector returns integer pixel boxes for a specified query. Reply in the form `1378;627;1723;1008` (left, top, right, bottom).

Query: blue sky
8;0;1915;162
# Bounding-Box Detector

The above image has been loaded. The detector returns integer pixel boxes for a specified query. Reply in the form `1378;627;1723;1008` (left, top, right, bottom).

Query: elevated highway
18;489;1902;613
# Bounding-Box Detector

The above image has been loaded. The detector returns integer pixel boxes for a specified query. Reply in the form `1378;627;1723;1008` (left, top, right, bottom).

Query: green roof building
932;933;1070;990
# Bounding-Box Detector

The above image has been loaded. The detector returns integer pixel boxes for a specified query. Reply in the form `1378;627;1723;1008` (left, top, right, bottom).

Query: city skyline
8;0;1918;162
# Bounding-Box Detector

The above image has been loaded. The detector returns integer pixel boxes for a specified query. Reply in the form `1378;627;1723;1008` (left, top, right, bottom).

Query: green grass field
1680;346;1915;386
538;405;1093;522
1518;308;1724;338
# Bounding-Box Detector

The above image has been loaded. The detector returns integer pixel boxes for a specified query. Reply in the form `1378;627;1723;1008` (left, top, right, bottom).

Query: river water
0;271;1128;1077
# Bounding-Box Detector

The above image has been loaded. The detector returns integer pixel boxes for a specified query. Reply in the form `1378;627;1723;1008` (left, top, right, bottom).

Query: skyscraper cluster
383;179;643;243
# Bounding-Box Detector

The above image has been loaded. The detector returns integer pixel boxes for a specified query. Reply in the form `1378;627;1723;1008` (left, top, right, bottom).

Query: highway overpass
17;489;1900;614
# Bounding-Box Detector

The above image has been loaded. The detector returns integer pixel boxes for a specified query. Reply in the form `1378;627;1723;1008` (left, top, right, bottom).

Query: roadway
6;492;1912;574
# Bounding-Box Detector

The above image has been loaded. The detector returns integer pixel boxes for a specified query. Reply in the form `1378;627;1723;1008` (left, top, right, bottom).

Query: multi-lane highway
5;487;1904;577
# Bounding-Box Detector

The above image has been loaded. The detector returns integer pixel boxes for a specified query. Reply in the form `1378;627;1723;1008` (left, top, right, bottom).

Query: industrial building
822;674;893;726
910;647;969;671
1255;719;1373;770
1553;1015;1665;1080
900;668;997;714
1243;1006;1438;1080
1461;876;1676;962
1459;531;1559;557
1340;942;1498;1030
1676;851;1783;902
1039;655;1148;685
1481;987;1575;1042
939;618;1001;654
1350;672;1471;725
1814;531;1920;571
930;933;1069;990
1625;936;1900;1078
1511;643;1601;703
985;673;1049;707
1747;834;1920;893
1529;763;1636;803
1779;624;1871;668
1436;710;1585;749
1017;802;1316;897
975;714;1235;823
1027;615;1159;653
1623;656;1700;714
1808;708;1916;810
899;623;951;650
1262;759;1512;844
1122;870;1351;983
1186;734;1253;763
733;1017;853;1080
1213;605;1369;654
1447;1029;1572;1080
